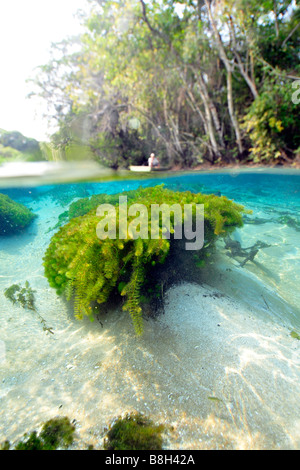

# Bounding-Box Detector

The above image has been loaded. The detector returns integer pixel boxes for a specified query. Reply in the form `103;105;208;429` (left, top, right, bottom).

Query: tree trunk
229;16;258;100
183;75;220;160
185;89;214;161
227;69;243;155
204;0;244;155
193;67;225;148
273;0;280;38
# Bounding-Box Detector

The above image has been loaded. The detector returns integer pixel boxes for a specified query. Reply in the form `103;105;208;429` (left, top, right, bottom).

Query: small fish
208;396;224;404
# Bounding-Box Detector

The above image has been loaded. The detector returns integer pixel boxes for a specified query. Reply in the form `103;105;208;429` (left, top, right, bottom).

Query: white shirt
148;157;159;167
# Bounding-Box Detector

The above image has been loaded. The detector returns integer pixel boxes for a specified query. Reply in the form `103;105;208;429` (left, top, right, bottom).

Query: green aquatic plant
46;191;138;233
46;210;69;233
4;281;36;310
67;189;138;220
104;412;165;450
14;431;45;451
2;417;76;450
44;185;247;335
39;417;76;449
4;281;54;335
0;193;36;235
0;440;11;450
290;330;300;341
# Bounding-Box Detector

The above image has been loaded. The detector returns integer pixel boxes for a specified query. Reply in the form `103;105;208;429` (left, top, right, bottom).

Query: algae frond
1;417;76;450
104;412;165;450
0;193;36;235
4;281;54;335
44;185;248;335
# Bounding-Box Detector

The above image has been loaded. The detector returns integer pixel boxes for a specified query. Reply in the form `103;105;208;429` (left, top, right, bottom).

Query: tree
29;0;300;167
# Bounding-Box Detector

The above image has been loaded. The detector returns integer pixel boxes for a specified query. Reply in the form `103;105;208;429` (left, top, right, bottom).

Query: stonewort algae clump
104;412;165;450
43;185;247;335
1;417;76;450
0;193;36;235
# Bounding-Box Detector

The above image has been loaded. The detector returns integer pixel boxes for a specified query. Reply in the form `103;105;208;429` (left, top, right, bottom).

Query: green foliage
29;1;300;166
4;417;76;450
4;281;54;335
0;129;44;162
0;441;11;450
49;189;146;233
0;143;22;161
39;417;76;449
43;186;247;335
290;330;300;340
242;72;300;162
0;193;36;235
104;412;165;450
14;432;45;451
4;281;36;311
68;191;136;220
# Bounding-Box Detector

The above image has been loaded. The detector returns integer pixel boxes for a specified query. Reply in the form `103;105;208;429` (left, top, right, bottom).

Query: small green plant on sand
0;193;36;235
44;185;248;335
4;281;54;335
290;330;300;340
39;416;76;449
104;413;165;450
4;281;36;310
13;432;45;451
2;417;76;450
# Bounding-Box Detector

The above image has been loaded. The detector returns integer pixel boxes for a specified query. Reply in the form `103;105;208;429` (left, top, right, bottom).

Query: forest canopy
30;0;300;168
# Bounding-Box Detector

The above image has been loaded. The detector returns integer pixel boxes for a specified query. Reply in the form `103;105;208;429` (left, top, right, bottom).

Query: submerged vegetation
1;417;76;450
1;413;165;450
0;193;36;235
290;330;300;340
43;185;247;335
4;281;54;335
4;282;36;311
104;413;165;451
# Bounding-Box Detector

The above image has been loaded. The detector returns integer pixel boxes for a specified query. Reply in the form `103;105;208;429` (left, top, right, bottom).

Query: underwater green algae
4;281;36;311
1;417;76;450
43;185;247;335
290;331;300;340
39;416;76;449
4;281;54;335
104;413;165;451
0;193;36;235
1;414;165;450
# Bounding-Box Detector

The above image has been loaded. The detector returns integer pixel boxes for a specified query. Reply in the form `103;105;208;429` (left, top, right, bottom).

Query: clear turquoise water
2;169;300;327
0;168;299;449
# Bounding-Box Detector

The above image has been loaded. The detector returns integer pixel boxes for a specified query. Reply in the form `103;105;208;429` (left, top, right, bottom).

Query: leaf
290;331;300;340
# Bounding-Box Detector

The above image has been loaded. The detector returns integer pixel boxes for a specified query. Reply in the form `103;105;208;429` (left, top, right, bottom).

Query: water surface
0;167;299;449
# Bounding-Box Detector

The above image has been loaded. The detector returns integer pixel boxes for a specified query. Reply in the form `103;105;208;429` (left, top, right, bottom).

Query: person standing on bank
148;153;160;168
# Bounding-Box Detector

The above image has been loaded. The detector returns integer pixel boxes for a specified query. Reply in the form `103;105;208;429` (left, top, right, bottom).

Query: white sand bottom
0;280;299;450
